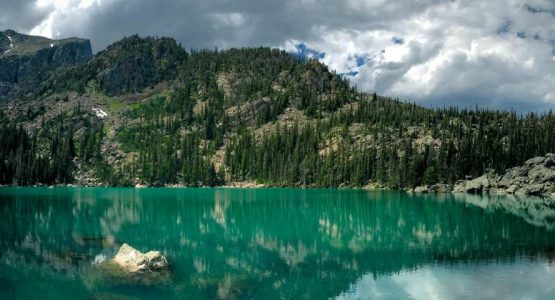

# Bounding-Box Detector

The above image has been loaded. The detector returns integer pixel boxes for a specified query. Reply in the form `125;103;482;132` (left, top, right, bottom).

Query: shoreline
1;182;554;198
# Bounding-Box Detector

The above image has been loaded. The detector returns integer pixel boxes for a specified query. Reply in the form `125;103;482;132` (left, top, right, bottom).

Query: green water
1;188;555;299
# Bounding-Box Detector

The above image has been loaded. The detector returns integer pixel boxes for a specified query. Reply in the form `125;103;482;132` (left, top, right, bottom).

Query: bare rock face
454;153;555;197
112;243;168;273
453;174;494;194
0;29;92;103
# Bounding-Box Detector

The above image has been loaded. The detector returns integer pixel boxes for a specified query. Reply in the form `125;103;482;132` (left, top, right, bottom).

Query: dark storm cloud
43;0;443;52
0;0;50;32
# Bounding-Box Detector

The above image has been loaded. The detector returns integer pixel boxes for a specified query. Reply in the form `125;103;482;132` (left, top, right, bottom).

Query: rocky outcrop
112;243;168;273
92;35;187;96
454;154;555;197
0;29;92;103
453;173;494;193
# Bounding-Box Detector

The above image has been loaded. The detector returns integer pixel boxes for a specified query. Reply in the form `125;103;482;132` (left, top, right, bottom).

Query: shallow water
1;187;555;299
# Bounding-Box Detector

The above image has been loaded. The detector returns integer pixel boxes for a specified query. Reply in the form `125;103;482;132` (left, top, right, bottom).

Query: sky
1;0;554;112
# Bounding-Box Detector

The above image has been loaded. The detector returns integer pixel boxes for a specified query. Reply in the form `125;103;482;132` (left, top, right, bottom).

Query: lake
1;188;555;299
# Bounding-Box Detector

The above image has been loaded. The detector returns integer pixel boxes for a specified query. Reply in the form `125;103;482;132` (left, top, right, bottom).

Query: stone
453;181;466;193
544;153;555;166
112;244;168;273
113;244;149;272
515;188;528;195
414;186;428;193
145;251;169;271
429;183;450;193
526;183;545;195
506;184;518;194
453;153;555;196
528;165;555;183
525;156;545;166
464;174;491;193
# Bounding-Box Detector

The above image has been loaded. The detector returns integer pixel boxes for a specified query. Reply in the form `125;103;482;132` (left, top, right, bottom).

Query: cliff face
0;30;92;103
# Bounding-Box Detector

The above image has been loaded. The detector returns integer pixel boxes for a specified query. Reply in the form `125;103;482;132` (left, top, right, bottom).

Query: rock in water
112;244;168;272
454;174;492;193
145;251;169;271
414;186;428;193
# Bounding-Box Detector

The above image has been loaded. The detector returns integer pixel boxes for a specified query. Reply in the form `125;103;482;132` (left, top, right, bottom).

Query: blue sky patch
497;21;512;35
340;70;359;77
392;37;404;45
293;43;325;60
354;54;371;67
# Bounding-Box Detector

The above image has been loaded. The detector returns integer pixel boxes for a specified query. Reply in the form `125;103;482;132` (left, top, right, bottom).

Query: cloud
0;0;50;32
0;0;554;111
298;0;555;111
336;260;555;300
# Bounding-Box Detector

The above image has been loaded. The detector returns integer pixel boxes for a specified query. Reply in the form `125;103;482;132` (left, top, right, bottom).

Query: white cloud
284;0;555;111
30;0;104;38
2;0;554;111
210;12;246;28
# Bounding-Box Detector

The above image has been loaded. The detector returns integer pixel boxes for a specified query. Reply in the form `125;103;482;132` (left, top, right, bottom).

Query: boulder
526;183;545;195
525;156;545;166
506;184;519;194
528;165;555;183
455;154;555;197
462;174;491;193
544;153;555;167
145;251;168;271
112;244;168;273
414;186;428;193
429;183;450;193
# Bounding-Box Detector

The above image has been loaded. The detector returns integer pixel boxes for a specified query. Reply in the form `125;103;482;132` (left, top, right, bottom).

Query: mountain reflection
1;188;555;299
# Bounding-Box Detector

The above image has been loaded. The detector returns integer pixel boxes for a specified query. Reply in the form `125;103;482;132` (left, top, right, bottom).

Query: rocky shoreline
413;153;555;198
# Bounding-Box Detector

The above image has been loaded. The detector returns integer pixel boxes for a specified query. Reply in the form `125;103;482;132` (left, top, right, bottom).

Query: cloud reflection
336;260;555;300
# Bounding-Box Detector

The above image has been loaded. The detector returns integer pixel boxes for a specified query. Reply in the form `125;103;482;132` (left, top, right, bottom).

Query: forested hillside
1;32;554;188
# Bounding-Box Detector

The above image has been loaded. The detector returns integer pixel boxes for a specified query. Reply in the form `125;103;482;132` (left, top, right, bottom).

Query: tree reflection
1;188;555;299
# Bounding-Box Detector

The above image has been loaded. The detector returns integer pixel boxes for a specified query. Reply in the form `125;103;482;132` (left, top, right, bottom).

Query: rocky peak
0;29;91;59
91;35;187;96
0;29;92;103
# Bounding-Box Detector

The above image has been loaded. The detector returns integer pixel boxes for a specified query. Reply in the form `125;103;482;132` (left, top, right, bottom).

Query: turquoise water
1;188;555;299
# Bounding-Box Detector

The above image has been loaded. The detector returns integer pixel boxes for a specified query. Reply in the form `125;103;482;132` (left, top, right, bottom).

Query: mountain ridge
0;29;92;103
0;30;554;195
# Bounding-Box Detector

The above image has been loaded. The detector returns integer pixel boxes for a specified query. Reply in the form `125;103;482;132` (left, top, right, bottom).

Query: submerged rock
112;243;168;273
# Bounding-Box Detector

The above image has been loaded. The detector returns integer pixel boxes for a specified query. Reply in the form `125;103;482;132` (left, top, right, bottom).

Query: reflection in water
1;188;555;299
337;260;555;300
452;193;555;230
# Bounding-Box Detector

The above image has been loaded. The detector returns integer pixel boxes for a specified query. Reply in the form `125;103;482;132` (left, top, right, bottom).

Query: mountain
0;31;554;194
0;29;92;103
